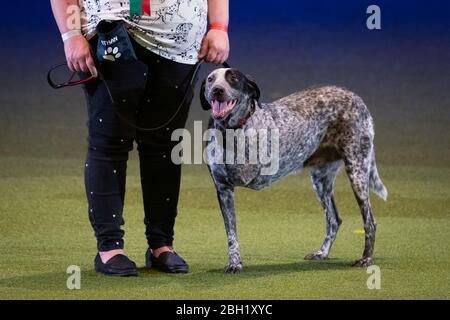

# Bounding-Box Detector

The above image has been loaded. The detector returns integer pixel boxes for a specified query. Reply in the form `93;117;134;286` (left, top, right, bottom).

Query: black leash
47;59;230;132
101;60;230;132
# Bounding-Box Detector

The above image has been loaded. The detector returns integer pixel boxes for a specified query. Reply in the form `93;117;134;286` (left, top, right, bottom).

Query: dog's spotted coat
201;68;388;273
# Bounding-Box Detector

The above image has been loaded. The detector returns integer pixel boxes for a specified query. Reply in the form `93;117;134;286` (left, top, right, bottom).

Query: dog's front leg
215;183;243;273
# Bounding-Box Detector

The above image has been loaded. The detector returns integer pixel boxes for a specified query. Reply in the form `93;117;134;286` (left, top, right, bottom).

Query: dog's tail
369;150;388;201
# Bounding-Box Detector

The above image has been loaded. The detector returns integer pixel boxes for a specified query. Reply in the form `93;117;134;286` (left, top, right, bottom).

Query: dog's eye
207;76;213;83
228;73;239;82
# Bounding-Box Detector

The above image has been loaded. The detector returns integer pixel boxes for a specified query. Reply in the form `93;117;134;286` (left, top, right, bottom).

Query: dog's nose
212;86;225;97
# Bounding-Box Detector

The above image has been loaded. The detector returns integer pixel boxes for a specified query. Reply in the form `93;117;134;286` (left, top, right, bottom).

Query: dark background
0;0;449;165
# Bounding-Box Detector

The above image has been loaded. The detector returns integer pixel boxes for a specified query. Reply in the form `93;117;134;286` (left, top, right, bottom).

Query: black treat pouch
96;20;138;62
93;20;148;122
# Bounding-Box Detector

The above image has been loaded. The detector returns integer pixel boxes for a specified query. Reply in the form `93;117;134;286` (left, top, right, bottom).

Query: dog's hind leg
214;183;243;273
342;138;377;267
305;160;343;260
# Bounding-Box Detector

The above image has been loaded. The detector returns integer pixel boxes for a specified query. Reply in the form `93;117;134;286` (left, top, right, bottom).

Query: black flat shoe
94;253;138;277
145;248;189;273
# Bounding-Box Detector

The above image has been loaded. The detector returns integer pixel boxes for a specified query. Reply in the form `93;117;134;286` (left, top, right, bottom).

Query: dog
200;68;388;273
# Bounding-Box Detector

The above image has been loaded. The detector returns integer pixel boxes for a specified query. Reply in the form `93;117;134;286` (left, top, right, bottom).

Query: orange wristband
210;23;228;33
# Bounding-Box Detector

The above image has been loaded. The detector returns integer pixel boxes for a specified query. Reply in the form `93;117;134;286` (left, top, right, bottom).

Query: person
50;0;229;276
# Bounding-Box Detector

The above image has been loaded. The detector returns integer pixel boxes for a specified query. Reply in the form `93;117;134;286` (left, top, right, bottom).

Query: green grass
0;157;449;299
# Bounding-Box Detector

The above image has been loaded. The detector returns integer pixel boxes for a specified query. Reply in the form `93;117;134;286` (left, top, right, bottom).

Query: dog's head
200;68;260;125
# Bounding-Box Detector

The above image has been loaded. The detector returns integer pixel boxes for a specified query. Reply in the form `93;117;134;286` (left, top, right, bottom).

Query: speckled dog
200;68;388;273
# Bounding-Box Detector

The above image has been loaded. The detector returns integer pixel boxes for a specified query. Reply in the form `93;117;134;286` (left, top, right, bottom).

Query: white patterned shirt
79;0;208;64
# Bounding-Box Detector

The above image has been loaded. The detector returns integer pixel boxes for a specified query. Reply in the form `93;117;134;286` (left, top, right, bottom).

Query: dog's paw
304;251;329;260
224;262;243;274
352;257;374;267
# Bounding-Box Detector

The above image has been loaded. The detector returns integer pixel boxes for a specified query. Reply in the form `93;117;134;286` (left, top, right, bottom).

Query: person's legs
83;75;137;262
82;34;147;266
135;49;197;256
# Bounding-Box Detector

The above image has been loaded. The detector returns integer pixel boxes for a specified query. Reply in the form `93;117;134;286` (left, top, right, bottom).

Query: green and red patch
130;0;151;17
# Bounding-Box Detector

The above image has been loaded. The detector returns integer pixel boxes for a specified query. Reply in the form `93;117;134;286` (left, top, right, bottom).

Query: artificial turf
0;157;449;299
1;21;449;300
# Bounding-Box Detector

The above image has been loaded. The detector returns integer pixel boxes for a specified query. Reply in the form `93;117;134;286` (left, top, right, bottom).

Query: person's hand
198;29;230;64
64;35;98;77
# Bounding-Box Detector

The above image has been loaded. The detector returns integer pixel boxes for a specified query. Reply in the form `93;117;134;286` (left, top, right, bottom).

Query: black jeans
83;36;197;251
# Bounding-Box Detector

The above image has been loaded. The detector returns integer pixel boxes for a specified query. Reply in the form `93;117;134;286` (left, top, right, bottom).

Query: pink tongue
212;101;227;113
212;101;226;112
211;100;236;117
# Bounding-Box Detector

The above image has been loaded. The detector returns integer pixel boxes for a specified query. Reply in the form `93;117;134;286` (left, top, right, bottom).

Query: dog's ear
200;79;211;110
245;74;260;102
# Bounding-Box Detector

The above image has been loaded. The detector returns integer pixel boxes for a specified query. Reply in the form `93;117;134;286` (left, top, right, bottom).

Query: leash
101;59;230;132
48;59;231;132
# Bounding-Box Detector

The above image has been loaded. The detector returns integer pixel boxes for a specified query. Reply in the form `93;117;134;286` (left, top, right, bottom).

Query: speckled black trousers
83;37;197;251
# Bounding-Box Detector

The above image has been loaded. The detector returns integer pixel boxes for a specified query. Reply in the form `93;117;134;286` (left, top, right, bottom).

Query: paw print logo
103;47;122;61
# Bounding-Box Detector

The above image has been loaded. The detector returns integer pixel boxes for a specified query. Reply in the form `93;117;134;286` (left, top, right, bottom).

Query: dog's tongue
211;100;236;118
212;101;227;113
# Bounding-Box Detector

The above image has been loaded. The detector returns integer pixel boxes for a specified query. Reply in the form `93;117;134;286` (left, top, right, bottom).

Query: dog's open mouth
211;99;237;119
